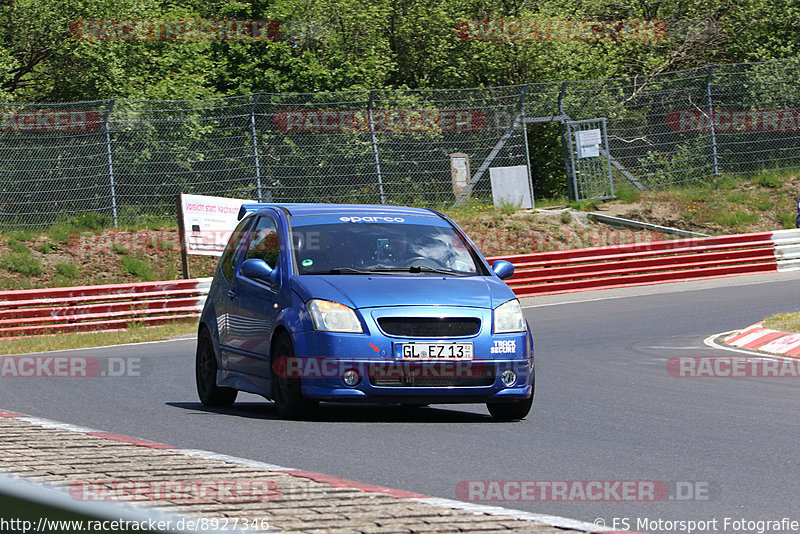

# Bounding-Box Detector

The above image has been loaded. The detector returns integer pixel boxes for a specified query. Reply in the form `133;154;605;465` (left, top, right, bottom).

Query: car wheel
272;334;319;419
487;371;534;421
487;396;533;421
196;328;238;407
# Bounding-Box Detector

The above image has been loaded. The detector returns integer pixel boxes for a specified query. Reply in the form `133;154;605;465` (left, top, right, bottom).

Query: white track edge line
9;412;601;532
177;448;297;472
3;335;195;356
411;497;612;532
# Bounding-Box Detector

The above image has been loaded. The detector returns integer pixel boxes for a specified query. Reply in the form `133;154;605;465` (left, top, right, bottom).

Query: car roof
238;203;440;220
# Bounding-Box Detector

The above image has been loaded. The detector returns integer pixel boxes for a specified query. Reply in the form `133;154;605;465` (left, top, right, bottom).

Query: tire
196;328;237;407
487;371;535;421
272;334;318;419
487;396;533;421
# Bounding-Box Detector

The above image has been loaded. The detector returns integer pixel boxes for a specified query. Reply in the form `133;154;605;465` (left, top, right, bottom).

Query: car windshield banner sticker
339;216;405;223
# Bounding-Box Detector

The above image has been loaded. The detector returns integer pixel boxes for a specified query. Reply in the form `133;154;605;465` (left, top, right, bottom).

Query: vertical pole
602;118;615;198
519;84;534;208
103;99;118;227
558;81;575;201
566;122;580;201
706;66;720;176
250;94;265;202
368;90;386;204
176;195;190;279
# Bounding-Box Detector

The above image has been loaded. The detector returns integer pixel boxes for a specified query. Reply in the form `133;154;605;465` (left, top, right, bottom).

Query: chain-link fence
2;57;800;228
556;57;800;194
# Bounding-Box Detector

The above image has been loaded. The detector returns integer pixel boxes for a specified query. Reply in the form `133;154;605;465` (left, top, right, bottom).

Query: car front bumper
290;326;533;403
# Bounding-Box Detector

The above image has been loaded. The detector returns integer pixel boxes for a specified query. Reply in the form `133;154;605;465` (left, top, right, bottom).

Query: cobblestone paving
0;415;587;534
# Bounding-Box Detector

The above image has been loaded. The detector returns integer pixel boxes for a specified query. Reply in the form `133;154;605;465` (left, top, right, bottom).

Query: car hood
290;275;513;309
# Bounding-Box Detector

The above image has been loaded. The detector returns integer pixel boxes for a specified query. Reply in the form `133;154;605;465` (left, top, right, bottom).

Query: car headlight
493;299;526;333
307;299;363;333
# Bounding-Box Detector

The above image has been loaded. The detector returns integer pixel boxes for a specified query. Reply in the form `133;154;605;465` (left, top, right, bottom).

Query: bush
8;240;29;254
4;230;35;242
778;213;796;229
55;262;80;279
47;223;74;243
69;212;112;231
711;211;758;228
1;253;43;276
615;188;641;203
753;173;782;189
34;242;59;254
121;256;156;281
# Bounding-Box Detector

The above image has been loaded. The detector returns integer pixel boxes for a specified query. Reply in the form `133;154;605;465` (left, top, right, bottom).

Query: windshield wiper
310;266;466;276
406;265;466;276
316;267;373;274
306;265;469;276
367;266;466;276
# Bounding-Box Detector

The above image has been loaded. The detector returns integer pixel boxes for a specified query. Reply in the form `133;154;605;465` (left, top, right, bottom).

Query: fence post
103;99;118;228
249;94;266;202
706;66;720;175
519;84;535;208
558;81;576;201
368;90;386;204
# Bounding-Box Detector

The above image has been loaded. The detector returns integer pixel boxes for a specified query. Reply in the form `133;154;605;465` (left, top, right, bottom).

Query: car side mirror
491;260;514;280
241;258;274;282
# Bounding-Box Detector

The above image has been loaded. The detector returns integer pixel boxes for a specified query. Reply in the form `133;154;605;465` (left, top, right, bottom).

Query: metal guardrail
772;229;800;271
489;231;782;296
2;231;797;337
588;212;710;238
0;475;220;533
0;278;211;337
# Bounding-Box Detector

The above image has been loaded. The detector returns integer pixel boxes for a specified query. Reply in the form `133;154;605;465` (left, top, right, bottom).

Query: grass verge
762;312;800;333
0;320;198;356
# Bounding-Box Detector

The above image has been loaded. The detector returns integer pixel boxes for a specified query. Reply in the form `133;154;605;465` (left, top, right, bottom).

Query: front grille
369;363;495;387
377;317;480;337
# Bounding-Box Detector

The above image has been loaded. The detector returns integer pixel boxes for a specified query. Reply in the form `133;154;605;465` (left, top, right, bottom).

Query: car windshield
289;220;485;275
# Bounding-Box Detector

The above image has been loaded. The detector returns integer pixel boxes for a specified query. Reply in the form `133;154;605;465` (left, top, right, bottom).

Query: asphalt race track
2;271;800;531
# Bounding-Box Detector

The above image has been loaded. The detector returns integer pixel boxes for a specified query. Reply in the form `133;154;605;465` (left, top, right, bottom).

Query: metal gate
565;119;615;202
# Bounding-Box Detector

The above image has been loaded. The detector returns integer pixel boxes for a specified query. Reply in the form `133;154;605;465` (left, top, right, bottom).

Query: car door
215;216;254;369
226;214;285;378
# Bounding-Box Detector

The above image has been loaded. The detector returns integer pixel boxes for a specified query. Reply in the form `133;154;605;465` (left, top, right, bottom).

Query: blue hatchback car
196;203;534;420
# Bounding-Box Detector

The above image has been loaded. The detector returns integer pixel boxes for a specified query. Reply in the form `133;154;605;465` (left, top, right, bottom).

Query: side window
244;217;281;269
220;217;254;281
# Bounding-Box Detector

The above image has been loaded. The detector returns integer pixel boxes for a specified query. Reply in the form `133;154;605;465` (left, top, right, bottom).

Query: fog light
501;369;517;387
342;369;360;387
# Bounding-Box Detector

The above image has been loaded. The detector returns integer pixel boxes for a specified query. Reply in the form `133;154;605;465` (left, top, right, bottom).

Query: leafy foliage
0;0;798;101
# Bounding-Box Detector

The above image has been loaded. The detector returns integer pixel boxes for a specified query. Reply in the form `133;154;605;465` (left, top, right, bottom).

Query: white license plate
395;342;473;360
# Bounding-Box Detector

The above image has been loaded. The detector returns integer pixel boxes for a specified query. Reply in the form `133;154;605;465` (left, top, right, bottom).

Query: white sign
180;194;253;256
489;165;533;209
576;128;602;158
